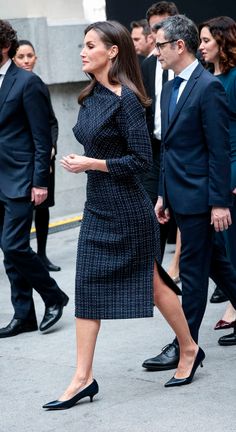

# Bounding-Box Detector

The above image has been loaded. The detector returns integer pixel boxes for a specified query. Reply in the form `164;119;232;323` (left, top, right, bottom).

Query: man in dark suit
142;14;236;370
141;2;179;258
0;20;69;338
130;19;154;59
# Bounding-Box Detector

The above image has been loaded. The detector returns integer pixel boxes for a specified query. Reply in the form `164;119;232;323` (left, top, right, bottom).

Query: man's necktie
168;76;184;121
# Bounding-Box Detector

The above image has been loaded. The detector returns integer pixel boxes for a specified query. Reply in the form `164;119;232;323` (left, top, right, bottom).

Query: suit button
165;145;169;150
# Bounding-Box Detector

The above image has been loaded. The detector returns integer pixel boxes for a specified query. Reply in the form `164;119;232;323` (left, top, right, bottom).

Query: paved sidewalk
0;226;235;432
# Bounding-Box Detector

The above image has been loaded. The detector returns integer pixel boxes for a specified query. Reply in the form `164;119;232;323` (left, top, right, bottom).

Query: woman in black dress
43;21;203;410
14;40;61;272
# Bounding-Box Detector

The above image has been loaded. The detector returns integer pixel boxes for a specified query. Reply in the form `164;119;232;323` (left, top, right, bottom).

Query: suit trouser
174;211;236;343
174;212;213;342
0;192;65;321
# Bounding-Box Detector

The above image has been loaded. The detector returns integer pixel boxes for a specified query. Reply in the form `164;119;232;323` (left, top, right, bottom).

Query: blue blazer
159;63;232;214
0;62;52;199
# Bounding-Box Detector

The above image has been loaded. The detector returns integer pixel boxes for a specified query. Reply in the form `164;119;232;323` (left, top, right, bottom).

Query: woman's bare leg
167;228;181;281
59;318;100;401
153;262;198;379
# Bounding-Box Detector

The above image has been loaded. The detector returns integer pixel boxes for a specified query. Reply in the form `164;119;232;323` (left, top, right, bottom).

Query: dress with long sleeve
73;82;178;319
217;67;236;268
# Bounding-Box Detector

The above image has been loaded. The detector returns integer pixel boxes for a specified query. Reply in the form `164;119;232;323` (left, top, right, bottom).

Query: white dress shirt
154;59;174;140
176;59;199;102
0;58;12;88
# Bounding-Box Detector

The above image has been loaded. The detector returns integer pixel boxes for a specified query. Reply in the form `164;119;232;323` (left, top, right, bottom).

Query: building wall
48;82;87;218
0;0;84;21
0;0;105;22
0;0;105;217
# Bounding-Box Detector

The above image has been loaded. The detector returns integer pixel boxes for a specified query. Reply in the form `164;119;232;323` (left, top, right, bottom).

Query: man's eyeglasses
155;39;178;52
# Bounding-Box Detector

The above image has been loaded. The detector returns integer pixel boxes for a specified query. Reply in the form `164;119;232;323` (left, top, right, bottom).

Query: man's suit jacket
0;62;52;199
159;63;232;214
141;54;157;139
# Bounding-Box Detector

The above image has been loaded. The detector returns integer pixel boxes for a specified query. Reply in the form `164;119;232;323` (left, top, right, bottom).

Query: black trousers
0;191;64;321
175;211;236;342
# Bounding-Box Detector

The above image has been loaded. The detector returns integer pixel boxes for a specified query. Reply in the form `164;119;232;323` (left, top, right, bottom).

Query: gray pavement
0;225;235;432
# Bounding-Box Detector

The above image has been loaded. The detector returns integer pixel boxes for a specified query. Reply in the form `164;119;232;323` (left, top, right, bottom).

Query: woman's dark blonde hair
199;16;236;74
78;20;151;107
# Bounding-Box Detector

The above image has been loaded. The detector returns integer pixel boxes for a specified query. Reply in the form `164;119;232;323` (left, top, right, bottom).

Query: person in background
43;20;203;411
0;21;68;339
130;19;154;58
199;15;236;346
14;40;61;272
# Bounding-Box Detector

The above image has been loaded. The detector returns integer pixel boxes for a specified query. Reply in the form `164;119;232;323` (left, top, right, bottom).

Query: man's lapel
0;62;17;113
161;81;172;137
163;63;204;139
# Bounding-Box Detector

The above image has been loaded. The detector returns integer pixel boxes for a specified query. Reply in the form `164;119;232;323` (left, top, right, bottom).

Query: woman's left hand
60;154;90;173
233;187;236;195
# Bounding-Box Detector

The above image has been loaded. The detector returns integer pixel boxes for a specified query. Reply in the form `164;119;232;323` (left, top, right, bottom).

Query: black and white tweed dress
73;83;178;319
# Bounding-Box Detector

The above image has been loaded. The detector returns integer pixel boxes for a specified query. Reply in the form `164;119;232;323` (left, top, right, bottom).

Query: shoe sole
142;363;178;371
218;341;236;346
0;327;38;338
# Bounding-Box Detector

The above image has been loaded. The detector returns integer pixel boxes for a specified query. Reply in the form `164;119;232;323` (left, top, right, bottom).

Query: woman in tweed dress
43;21;202;410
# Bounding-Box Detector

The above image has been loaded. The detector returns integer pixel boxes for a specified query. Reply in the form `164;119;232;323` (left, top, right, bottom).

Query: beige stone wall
0;0;106;22
0;0;85;21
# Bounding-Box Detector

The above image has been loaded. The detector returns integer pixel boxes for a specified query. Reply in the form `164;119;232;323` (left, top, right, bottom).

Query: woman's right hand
60;154;91;173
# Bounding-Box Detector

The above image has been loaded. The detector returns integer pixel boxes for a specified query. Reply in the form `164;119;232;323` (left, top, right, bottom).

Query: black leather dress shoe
39;294;69;332
142;342;179;371
45;262;61;272
210;286;228;303
218;328;236;346
38;254;61;272
0;318;38;338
